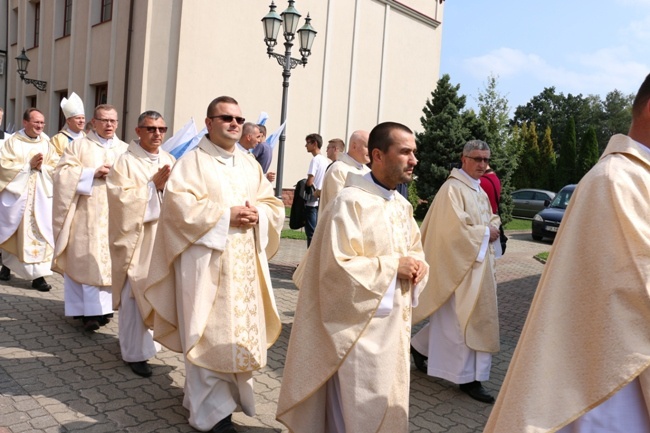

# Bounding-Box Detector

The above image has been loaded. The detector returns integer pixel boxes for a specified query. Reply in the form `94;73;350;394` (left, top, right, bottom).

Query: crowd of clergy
1;71;650;432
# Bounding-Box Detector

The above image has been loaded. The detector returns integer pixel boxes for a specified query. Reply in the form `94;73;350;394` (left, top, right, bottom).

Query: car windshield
549;188;573;209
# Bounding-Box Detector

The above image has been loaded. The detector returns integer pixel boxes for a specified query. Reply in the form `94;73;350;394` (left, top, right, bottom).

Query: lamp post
15;48;47;92
262;0;317;198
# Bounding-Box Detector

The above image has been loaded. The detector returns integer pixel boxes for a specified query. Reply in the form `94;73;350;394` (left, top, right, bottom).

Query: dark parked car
512;189;556;219
531;184;576;241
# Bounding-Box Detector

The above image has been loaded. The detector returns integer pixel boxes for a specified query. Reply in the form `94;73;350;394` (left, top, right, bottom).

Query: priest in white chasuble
0;108;59;292
484;74;650;433
277;122;429;433
411;140;501;404
52;104;128;332
318;129;370;212
106;110;175;378
144;96;284;433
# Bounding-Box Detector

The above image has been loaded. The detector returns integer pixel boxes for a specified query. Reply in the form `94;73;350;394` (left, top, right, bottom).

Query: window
101;0;113;23
34;3;40;48
10;8;18;45
63;0;72;36
512;191;535;200
27;96;37;110
94;83;108;107
58;90;68;130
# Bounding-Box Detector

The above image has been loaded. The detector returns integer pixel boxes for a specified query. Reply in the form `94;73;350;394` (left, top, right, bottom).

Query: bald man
319;130;370;212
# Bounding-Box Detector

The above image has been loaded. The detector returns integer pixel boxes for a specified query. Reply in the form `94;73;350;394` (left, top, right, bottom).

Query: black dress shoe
0;266;11;281
411;345;428;373
32;277;51;292
129;361;153;378
211;414;237;433
83;318;100;332
97;314;111;326
459;381;495;404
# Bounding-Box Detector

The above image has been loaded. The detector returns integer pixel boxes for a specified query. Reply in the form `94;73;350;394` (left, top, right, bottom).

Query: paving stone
0;234;546;432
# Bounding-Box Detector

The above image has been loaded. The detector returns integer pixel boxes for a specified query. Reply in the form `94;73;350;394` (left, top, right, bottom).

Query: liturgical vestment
144;137;284;431
318;152;370;212
277;173;429;433
411;168;500;384
484;135;650;433
52;131;128;316
50;128;85;156
106;140;175;362
0;130;59;279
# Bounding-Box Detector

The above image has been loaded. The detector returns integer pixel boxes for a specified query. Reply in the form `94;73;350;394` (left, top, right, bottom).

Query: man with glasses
50;92;86;156
52;104;128;332
145;96;284;433
106;110;174;378
411;140;501;404
0;108;59;292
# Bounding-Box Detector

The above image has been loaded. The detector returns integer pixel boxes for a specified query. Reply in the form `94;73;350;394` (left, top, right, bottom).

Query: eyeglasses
138;126;168;133
465;156;490;164
95;118;118;125
208;115;245;125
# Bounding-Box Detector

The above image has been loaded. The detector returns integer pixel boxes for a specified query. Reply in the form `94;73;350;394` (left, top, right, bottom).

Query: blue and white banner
266;120;287;150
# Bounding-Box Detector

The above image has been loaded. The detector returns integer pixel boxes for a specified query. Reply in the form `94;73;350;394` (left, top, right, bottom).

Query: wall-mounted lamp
16;48;47;92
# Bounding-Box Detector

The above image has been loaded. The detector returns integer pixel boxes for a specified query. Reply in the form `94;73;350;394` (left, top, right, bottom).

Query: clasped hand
397;257;426;285
230;201;258;229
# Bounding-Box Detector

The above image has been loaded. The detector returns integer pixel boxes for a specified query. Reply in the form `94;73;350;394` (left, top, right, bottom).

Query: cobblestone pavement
0;230;551;432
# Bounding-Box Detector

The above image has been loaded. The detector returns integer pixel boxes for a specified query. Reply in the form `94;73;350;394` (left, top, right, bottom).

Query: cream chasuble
319;152;370;212
144;136;284;373
277;173;429;433
52;131;128;286
484;135;650;433
0;131;59;279
106;140;175;314
50;129;85;156
412;168;500;353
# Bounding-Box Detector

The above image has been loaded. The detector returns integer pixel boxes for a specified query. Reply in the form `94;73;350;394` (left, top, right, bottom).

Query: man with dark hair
53;104;128;332
411;139;501;404
106;110;175;378
0;108;59;291
485;73;650;432
278;121;429;433
304;132;328;246
145;96;284;433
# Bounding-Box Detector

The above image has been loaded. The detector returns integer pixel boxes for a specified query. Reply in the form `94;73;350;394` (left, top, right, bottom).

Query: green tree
556;117;577;188
577;127;599;179
538;126;556;190
476;74;515;223
414;74;486;217
511;122;540;189
599;90;634;151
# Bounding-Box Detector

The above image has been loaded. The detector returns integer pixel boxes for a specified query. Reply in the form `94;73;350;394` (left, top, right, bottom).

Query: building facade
2;0;444;191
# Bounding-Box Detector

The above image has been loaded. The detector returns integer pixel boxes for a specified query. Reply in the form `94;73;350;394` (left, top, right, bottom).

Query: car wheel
532;234;543;241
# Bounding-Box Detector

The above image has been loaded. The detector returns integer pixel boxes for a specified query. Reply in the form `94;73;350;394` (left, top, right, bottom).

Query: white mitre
60;92;85;119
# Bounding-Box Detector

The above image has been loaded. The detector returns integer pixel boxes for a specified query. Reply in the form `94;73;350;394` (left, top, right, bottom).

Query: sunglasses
209;115;246;125
465;156;490;163
138;126;168;133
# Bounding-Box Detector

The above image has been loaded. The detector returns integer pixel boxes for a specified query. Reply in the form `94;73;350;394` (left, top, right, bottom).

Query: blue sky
440;0;650;114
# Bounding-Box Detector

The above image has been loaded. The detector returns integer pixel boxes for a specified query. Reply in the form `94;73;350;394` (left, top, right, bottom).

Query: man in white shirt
304;133;328;247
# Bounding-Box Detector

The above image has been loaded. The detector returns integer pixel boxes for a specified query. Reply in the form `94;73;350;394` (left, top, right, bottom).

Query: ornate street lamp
262;0;317;197
15;48;47;92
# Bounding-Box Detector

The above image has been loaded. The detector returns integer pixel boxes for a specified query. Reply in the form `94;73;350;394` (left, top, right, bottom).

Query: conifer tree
556;117;577;188
577;127;600;179
414;74;486;216
538;126;556;190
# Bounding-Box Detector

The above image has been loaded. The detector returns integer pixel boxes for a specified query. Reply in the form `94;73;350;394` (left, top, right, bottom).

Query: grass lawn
504;218;532;231
535;251;549;262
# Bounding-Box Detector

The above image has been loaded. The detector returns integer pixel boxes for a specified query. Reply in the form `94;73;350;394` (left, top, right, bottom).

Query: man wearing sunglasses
52;104;128;333
144;96;284;433
411;140;501;404
106;110;175;378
